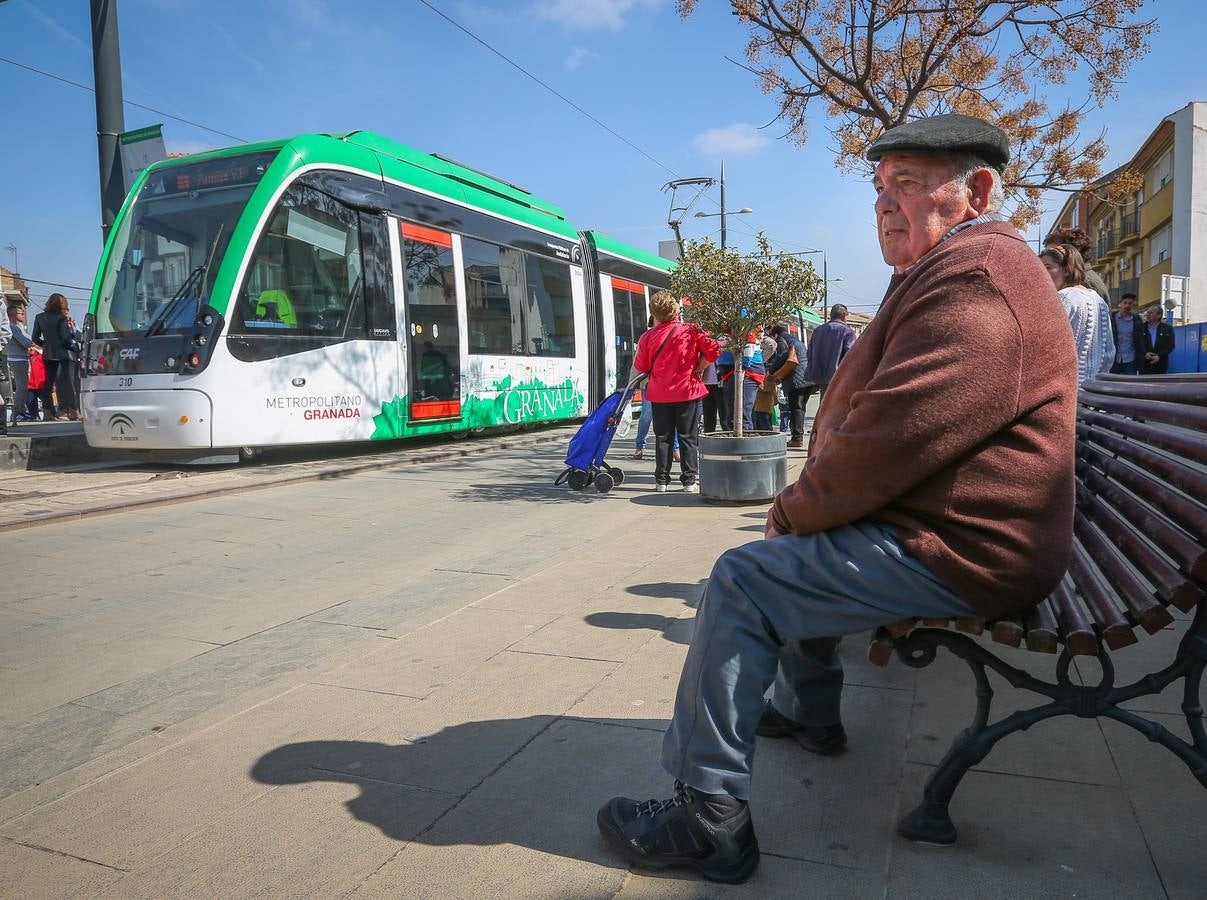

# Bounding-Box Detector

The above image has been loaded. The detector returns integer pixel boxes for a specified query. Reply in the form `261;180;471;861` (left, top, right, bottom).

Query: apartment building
1050;101;1206;324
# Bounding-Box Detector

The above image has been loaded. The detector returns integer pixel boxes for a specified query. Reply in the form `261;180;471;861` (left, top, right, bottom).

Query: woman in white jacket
1040;243;1115;385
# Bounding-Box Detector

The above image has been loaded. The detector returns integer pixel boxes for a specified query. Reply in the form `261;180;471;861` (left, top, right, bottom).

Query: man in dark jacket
766;324;812;447
596;114;1078;884
801;305;856;409
1139;304;1176;374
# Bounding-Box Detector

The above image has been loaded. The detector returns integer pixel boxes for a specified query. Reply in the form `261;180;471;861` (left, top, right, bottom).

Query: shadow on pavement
249;716;670;865
624;580;706;607
582;580;707;645
449;482;604;503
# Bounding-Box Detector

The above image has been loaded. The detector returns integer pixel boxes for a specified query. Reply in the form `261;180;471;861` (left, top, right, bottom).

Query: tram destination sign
143;151;278;198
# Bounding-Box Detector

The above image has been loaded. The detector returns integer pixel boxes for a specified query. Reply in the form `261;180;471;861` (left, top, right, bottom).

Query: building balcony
1118;211;1142;245
1096;228;1118;259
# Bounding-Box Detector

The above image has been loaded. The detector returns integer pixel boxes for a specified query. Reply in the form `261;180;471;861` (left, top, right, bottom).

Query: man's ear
968;168;995;215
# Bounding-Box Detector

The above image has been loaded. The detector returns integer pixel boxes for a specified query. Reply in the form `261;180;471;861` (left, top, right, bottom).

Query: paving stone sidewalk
0;430;1202;898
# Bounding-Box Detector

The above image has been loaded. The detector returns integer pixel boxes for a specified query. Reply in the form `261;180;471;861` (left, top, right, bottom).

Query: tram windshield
92;151;278;338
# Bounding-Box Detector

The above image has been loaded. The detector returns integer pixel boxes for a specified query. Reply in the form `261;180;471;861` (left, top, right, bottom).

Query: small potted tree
672;234;822;501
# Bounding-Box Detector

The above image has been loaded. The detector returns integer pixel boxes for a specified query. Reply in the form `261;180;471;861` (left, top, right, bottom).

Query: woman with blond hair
1039;244;1114;385
633;291;720;493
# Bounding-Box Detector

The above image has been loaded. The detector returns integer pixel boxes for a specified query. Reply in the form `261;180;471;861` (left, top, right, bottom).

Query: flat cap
866;114;1010;171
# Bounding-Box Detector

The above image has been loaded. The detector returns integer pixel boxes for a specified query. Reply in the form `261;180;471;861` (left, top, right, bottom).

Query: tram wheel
567;470;590;491
238;446;260;463
594;471;615;493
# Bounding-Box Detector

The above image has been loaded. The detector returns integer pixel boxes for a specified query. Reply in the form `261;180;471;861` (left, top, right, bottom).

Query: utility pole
822;252;828;319
720;161;727;250
91;0;126;242
692;164;751;249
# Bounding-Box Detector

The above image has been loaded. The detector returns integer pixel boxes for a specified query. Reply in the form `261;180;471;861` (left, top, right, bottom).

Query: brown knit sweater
770;222;1078;619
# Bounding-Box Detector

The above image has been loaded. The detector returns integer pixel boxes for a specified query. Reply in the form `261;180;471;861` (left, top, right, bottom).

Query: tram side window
524;256;575;357
464;238;527;355
233;185;364;339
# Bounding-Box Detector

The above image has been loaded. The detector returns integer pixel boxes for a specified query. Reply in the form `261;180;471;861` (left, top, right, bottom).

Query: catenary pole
720;160;727;251
822;252;828;319
91;0;126;242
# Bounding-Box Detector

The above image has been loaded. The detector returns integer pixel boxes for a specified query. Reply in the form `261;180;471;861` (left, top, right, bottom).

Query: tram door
399;223;463;421
610;277;649;387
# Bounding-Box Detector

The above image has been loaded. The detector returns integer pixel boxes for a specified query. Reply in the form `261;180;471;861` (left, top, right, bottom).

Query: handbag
754;376;778;413
771;344;798;381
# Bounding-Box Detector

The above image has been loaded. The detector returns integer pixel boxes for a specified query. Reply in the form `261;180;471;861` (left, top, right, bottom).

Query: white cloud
563;46;597;70
531;0;662;30
692;123;771;156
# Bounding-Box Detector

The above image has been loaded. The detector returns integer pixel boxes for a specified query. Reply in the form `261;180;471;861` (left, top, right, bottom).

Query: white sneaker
682;482;699;494
655;483;668;493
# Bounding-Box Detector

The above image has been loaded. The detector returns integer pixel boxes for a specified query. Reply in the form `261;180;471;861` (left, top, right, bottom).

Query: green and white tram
81;131;674;456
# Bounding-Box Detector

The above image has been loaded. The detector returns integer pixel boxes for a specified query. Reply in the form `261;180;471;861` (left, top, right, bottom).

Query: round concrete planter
698;431;789;503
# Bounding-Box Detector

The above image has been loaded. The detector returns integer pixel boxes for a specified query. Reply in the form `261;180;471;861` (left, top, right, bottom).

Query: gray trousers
661;521;975;800
9;360;28;419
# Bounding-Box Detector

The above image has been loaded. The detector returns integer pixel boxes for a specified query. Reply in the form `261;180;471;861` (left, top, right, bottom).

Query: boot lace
634;781;689;818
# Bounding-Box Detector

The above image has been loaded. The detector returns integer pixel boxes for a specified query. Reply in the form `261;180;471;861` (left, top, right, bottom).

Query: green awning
797;307;824;326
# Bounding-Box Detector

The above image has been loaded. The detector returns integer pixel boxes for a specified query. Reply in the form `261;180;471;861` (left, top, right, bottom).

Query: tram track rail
0;425;574;533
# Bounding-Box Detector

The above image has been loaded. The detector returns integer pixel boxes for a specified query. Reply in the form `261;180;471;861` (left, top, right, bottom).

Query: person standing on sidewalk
6;305;32;426
1139;304;1175;374
633;292;719;493
0;307;10;435
1040;243;1114;385
633;317;679;462
801;304;856;409
1109;293;1143;375
597;114;1078;884
767;323;811;448
31;294;78;421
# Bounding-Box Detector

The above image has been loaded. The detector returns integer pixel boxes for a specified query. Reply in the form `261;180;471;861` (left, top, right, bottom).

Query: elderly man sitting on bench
596;114;1081;884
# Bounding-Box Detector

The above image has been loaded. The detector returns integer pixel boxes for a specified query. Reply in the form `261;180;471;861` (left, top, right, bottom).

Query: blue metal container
1170;324;1205;373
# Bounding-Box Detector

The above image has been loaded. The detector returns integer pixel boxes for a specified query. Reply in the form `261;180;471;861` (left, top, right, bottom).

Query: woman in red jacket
633;291;720;493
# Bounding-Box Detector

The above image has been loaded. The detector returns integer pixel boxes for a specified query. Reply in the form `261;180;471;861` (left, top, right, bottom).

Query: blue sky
2;0;1205;322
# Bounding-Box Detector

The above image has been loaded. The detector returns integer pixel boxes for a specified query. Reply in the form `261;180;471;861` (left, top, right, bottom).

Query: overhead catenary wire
410;0;802;255
5;276;92;291
6;7;819;281
0;54;246;143
414;0;678;181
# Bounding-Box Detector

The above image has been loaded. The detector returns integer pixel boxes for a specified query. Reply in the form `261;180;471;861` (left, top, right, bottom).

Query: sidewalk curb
0;428;573;533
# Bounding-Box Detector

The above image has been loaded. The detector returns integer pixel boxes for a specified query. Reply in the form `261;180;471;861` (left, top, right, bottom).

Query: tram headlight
165;356;177;369
193;334;207;346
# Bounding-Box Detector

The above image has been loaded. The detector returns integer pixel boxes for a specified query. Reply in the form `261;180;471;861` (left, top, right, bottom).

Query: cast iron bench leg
894;630;1069;844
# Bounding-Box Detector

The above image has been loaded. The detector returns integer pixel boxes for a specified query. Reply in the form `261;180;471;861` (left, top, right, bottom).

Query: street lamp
691;161;751;249
796;248;831;317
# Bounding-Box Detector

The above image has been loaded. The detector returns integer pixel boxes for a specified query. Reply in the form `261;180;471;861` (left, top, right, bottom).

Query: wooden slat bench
868;373;1207;845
